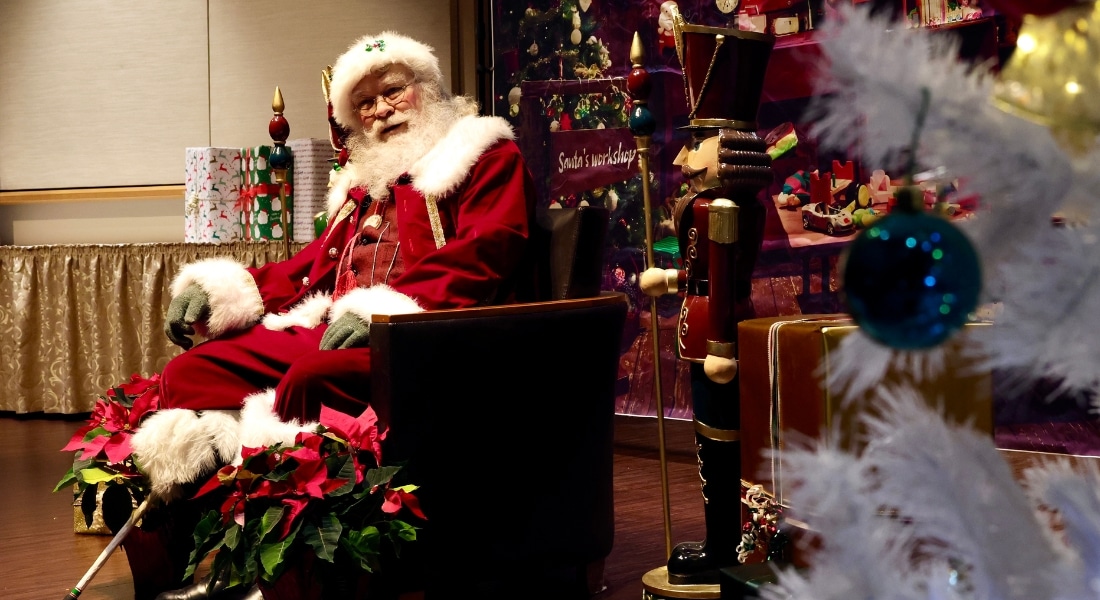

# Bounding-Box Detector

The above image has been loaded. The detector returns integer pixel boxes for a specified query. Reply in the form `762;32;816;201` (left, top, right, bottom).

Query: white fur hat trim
329;31;443;131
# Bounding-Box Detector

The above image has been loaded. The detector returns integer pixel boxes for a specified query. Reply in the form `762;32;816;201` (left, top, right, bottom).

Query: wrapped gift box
184;147;245;242
739;315;993;508
242;145;294;241
288;138;335;242
73;484;111;535
72;483;137;535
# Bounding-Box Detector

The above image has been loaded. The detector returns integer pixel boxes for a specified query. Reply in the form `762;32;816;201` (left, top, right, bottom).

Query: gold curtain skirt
0;241;305;414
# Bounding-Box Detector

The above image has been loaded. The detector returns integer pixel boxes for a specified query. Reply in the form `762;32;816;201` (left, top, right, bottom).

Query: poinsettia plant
54;373;160;527
186;404;425;590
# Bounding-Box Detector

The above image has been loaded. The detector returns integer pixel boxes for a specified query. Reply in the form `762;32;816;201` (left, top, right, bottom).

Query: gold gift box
739;315;993;505
72;483;138;535
73;484;112;535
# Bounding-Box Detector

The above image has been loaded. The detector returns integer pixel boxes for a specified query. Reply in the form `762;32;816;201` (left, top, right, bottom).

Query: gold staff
626;31;673;559
269;87;293;258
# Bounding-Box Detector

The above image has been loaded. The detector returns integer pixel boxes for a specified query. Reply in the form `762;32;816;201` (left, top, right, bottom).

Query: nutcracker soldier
639;7;775;586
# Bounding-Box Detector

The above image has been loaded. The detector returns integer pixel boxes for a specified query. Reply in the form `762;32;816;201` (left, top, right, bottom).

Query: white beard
344;96;472;199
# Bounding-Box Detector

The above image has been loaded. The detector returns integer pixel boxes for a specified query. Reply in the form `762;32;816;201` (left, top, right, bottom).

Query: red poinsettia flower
60;373;162;464
61;400;112;452
319;405;387;481
125;383;160;425
287;453;347;500
116;372;160;398
382;486;426;520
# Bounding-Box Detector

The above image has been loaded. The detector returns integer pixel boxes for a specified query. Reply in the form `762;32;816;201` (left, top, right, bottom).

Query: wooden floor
1;412;706;600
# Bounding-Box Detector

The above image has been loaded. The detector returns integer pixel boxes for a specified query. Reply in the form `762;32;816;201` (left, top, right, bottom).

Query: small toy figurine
778;170;812;208
658;1;679;52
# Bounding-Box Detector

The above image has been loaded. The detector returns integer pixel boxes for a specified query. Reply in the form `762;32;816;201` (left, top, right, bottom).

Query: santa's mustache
371;114;411;137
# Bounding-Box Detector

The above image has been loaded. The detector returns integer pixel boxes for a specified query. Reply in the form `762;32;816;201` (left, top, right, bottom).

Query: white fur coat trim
407;114;515;197
325;174;357;227
129;391;318;499
263;291;333;331
330;284;423;324
324;114;515;217
234;389;318;461
171;258;264;339
130;408;241;501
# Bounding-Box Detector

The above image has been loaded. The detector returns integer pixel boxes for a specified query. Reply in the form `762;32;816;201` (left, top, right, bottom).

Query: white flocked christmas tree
761;3;1100;599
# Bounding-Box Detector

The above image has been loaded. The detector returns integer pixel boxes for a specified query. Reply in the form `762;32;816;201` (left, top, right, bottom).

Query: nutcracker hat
666;4;774;130
329;31;444;130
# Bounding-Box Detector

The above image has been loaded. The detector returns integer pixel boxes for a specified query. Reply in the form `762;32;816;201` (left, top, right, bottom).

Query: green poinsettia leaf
77;466;119;485
365;465;402;489
302;512;343;562
258;520;300;580
345;524;382;556
259;505;286;541
327;455;356;497
340;525;382;574
82;426;111;441
264;468;293;483
191;510;222;550
186;511;226;579
224;521;242;551
53;465;78;493
72;456;97;472
388;519;418;544
258;539;291;579
209;551;236;588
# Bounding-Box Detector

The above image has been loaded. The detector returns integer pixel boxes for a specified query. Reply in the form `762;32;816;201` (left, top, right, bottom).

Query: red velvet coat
250;139;537;317
169;114;537;337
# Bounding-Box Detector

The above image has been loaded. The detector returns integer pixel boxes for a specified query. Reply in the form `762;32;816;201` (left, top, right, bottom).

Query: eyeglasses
355;82;414;117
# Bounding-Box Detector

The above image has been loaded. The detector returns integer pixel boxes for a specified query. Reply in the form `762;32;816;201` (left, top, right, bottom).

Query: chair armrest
369;292;626;324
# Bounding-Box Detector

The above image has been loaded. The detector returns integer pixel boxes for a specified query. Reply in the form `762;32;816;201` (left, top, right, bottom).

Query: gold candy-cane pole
627;31;673;559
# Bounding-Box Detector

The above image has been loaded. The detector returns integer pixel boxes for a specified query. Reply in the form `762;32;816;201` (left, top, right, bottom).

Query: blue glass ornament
269;145;293;171
841;188;981;349
629;105;656;137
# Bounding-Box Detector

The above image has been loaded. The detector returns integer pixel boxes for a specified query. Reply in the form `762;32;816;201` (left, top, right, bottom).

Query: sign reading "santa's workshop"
549;127;638;199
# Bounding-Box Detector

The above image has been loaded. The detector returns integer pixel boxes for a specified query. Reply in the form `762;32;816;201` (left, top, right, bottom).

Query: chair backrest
534;205;611;300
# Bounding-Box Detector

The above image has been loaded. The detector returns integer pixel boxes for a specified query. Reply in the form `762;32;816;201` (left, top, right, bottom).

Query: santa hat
329;31;443;131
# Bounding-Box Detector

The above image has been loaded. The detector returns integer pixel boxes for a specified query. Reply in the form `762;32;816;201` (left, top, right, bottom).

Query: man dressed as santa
133;30;539;600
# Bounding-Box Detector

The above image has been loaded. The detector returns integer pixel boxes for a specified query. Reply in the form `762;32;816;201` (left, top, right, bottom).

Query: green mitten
320;312;371;350
164;284;210;350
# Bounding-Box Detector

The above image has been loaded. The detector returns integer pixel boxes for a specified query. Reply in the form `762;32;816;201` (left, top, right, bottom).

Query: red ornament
269;115;290;143
560;113;573;131
626;66;651;100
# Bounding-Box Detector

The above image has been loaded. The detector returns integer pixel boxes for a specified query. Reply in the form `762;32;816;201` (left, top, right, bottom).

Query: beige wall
0;0;476;245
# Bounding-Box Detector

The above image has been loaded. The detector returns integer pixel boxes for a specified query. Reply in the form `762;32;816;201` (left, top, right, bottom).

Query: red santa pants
159;324;372;422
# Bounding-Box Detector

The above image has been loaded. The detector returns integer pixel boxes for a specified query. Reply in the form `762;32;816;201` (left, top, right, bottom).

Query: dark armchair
368;206;627;598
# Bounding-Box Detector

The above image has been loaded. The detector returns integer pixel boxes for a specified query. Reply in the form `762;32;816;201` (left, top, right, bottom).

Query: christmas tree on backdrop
501;0;665;255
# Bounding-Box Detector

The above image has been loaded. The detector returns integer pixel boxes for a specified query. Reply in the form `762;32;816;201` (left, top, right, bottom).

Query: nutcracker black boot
666;432;743;584
667;363;743;585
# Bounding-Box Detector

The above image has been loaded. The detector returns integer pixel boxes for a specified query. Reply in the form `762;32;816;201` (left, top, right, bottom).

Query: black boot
667;430;743;584
154;575;260;600
667;360;743;586
153;574;229;600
